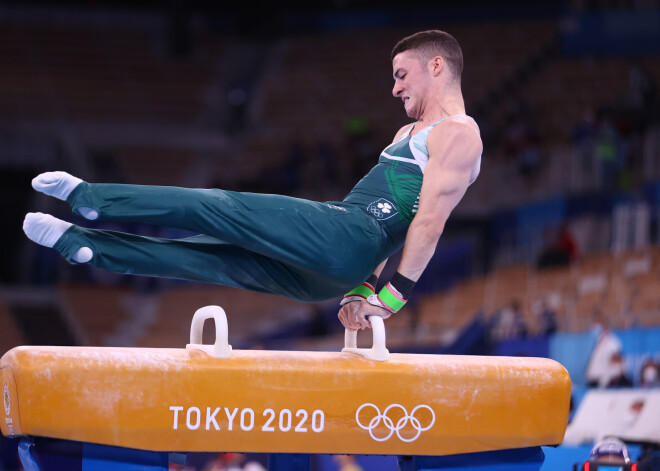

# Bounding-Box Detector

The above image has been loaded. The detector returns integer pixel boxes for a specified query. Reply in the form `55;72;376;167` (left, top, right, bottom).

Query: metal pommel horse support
1;305;572;471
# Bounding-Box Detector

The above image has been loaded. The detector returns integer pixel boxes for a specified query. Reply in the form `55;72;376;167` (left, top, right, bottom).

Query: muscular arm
351;118;482;327
397;119;482;281
339;120;481;330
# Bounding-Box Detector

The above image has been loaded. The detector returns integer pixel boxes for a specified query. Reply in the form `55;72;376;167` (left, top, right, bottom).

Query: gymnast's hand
338;300;391;331
338;300;364;331
355;300;392;329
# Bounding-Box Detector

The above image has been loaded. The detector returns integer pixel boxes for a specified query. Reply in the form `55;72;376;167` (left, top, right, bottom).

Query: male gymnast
23;30;483;332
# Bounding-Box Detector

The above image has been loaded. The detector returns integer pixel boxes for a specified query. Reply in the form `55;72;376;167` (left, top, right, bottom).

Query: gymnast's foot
23;212;93;263
32;171;98;220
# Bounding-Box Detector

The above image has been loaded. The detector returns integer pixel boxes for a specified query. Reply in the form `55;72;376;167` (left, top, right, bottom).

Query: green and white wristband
367;282;408;313
340;281;376;306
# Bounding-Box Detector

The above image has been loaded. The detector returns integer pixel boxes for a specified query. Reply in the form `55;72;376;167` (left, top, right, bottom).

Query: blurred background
1;0;660;470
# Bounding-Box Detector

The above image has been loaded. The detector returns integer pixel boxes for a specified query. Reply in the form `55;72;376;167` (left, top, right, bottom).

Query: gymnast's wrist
367;272;415;313
340;274;377;305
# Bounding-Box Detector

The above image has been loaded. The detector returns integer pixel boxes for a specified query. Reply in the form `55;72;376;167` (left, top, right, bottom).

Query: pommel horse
1;306;571;471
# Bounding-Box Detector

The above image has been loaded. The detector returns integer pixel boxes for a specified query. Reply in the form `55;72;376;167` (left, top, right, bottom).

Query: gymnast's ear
429;56;444;77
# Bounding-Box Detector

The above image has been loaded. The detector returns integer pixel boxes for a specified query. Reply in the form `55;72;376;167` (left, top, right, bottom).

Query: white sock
23;212;93;263
32;171;99;220
32;171;82;201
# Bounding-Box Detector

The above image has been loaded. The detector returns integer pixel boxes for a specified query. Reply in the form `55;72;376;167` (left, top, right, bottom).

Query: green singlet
53;115;478;302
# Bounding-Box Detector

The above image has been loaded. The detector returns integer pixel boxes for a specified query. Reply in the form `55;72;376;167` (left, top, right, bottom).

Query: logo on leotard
3;384;9;417
355;403;435;442
367;198;398;220
325;203;347;211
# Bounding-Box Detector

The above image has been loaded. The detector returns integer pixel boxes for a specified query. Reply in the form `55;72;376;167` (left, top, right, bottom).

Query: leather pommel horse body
1;306;572;471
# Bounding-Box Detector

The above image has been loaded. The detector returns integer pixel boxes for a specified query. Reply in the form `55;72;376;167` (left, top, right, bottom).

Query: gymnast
23;30;482;332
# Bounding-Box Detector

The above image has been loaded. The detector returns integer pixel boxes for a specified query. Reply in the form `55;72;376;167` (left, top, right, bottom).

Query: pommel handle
342;316;390;362
186;305;232;358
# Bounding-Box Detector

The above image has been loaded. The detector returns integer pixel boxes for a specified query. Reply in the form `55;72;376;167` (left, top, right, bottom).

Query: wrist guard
340;280;375;306
367;282;408;313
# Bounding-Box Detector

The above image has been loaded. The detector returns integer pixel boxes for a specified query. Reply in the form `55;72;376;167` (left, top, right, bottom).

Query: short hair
391;30;463;83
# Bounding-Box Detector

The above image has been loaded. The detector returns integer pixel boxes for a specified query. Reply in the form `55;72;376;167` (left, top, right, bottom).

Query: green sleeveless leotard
52;115;478;302
343;114;479;248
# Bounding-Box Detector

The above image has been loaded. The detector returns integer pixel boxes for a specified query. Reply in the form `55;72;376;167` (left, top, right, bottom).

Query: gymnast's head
390;30;463;117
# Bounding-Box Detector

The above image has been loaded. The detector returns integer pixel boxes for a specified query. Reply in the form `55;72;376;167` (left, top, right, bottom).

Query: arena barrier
1;306;572;471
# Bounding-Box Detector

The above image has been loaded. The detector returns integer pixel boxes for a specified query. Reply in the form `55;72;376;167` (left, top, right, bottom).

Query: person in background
603;352;633;388
585;312;623;388
640;359;660;387
556;223;579;263
489;298;527;342
536;297;558;336
536;223;578;269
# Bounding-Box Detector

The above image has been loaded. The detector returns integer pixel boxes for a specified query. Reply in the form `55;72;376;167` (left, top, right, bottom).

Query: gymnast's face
392;50;433;119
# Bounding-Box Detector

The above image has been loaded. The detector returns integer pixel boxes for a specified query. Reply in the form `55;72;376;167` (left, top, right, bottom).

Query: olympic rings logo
355;403;435;443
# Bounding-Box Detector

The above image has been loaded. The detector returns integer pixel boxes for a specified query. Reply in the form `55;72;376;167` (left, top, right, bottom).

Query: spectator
490;298;527;341
585;313;623;387
512;299;528;339
603;352;633;388
572;108;597;174
536;298;558;336
556;223;579;263
640;359;660;387
595;115;624;190
537;223;579;269
500;95;542;181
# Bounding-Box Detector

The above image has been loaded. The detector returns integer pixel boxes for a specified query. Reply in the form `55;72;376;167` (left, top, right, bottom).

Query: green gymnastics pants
53;183;392;302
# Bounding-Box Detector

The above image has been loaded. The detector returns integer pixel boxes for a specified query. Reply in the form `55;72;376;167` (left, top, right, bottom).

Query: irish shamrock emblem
367;199;398;220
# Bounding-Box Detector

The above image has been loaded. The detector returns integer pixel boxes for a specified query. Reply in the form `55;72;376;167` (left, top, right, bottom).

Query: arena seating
518;57;632;142
113;146;199;186
287;246;659;352
254;19;558;167
0;20;221;124
58;284;134;346
2;12;650;208
0;295;22;353
81;246;654;353
133;285;314;349
36;244;658;354
0;16;230;187
1;8;658;354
